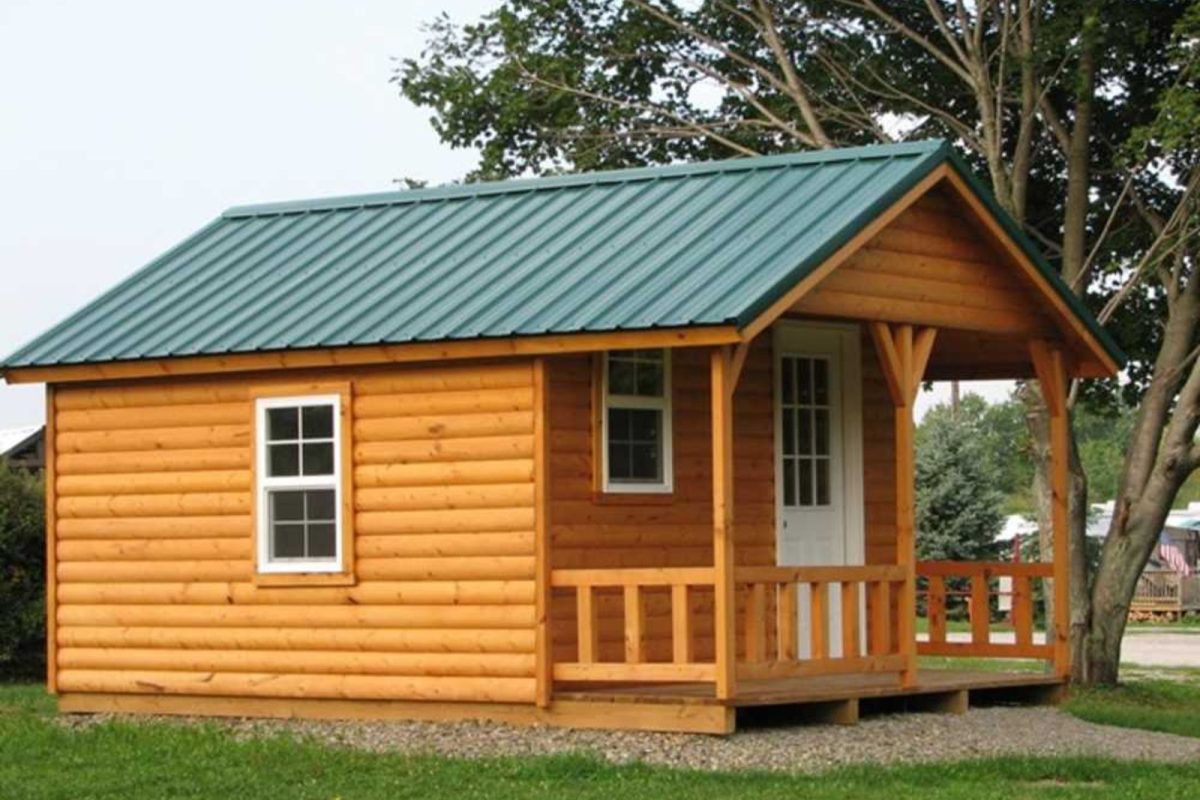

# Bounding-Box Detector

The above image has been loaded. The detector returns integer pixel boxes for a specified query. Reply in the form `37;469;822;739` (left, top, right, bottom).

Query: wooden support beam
1029;340;1071;677
869;323;938;687
45;385;57;694
711;346;737;700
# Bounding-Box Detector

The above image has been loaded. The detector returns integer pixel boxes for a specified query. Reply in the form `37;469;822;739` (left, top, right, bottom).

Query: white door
774;322;864;657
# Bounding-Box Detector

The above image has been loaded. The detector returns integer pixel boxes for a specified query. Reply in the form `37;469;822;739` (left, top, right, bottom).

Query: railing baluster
577;585;598;664
928;575;947;643
746;582;767;663
810;581;829;659
671;583;693;664
778;581;798;661
624;584;645;663
869;580;891;656
841;581;860;658
1013;575;1032;647
970;571;990;645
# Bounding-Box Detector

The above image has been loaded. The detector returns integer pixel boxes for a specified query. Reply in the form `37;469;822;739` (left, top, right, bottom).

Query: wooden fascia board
0;325;740;385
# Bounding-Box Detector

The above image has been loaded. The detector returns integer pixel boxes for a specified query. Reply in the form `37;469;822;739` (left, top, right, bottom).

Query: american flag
1158;532;1192;577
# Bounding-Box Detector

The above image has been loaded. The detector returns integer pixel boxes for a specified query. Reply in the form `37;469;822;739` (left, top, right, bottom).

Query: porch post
1030;341;1071;678
711;345;737;700
869;323;936;688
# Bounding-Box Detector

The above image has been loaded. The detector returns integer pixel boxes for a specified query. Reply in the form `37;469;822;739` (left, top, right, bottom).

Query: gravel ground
58;706;1200;773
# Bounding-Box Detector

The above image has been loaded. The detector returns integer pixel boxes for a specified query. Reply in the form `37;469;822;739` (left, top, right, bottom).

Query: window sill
254;572;357;588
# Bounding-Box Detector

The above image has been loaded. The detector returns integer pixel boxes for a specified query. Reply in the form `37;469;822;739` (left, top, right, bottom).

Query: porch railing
916;561;1053;660
1132;569;1200;613
550;567;717;683
734;565;908;681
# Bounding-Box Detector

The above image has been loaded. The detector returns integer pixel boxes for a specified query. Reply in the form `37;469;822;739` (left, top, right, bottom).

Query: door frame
771;320;865;567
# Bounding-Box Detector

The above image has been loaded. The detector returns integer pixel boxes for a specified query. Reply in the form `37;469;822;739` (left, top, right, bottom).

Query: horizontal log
58;425;249;454
355;435;534;465
825;266;1031;314
355;459;533;488
354;364;533;396
58;492;250;519
57;580;535;607
356;531;533;559
355;412;533;443
357;556;534;581
58;470;250;497
355;483;534;512
58;648;535;678
59;560;250;583
58;625;535;653
354;387;533;419
56;670;535;703
56;448;250;476
793;289;1054;336
356;507;534;535
58;538;249;562
58;604;535;630
57;515;249;540
57;402;246;432
56;383;250;411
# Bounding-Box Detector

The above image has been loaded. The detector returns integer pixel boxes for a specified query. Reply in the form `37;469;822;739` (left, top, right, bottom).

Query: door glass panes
781;356;832;508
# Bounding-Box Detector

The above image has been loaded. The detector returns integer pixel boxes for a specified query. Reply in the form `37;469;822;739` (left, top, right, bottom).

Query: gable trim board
1;141;1122;385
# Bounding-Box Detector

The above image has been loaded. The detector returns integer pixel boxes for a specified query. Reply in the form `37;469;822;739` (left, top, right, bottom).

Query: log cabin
0;140;1125;734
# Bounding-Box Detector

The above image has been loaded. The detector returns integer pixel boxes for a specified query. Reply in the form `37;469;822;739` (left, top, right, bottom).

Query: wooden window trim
250;381;355;586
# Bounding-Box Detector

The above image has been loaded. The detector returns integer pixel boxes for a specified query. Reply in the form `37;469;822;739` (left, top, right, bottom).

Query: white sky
0;0;1013;426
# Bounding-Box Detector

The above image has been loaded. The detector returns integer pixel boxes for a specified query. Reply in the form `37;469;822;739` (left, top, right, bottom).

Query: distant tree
0;463;45;679
916;403;1006;562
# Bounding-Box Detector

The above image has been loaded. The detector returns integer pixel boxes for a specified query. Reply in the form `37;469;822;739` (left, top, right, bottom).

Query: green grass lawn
3;682;1199;800
1064;677;1200;739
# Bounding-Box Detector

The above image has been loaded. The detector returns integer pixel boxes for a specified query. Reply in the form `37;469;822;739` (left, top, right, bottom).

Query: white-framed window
602;349;673;493
255;394;343;573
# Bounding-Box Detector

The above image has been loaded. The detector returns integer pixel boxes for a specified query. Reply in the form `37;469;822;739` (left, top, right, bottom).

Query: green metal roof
1;139;1125;371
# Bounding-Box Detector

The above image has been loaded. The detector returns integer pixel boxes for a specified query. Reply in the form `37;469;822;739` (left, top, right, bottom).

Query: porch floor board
555;669;1065;708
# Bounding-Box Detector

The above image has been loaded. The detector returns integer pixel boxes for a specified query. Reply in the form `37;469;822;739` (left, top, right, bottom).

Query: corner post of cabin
711;344;740;700
1029;340;1071;678
869;323;936;688
532;357;552;707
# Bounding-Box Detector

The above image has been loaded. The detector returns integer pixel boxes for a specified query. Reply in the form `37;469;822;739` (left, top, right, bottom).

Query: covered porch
540;327;1071;733
533;168;1108;734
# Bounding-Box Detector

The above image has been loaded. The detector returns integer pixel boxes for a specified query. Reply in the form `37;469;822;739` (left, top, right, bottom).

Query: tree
396;0;1196;683
916;402;1006;562
0;463;45;679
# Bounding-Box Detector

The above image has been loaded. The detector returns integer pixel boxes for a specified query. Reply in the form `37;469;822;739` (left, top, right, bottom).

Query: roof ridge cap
223;139;947;219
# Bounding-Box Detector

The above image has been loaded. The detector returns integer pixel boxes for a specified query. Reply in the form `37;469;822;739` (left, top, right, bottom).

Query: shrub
0;462;45;679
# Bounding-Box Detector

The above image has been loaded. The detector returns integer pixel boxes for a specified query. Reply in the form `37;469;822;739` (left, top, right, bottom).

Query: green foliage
915;401;1005;562
0;464;45;679
2;682;1200;799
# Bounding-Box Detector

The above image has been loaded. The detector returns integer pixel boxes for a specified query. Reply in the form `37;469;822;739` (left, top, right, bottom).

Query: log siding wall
51;360;539;704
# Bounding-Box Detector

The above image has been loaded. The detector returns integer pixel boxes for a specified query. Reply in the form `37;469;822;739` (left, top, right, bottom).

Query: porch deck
558;669;1065;709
